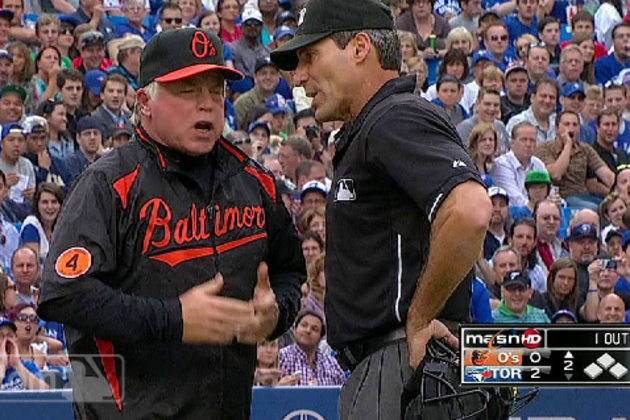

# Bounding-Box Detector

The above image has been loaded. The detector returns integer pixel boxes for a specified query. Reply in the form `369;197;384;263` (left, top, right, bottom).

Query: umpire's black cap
139;28;243;88
270;0;395;71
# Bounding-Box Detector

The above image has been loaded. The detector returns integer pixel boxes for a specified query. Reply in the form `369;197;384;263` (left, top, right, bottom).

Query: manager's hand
236;263;279;345
179;273;254;344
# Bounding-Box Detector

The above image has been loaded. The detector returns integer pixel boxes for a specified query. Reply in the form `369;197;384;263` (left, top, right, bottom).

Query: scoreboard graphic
460;325;630;387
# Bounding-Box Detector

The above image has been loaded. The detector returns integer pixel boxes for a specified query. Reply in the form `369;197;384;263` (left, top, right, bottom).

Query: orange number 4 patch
55;247;92;279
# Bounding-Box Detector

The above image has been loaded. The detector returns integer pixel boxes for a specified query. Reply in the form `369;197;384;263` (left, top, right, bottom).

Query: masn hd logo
464;329;543;350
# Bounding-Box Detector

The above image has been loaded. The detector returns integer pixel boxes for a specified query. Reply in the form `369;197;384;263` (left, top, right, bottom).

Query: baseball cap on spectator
0;85;26;102
59;14;81;28
1;123;24;141
551;309;578;323
506;62;527;77
480;10;500;21
242;8;263;24
118;36;145;52
274;26;295;42
472;50;494;67
488;186;509;203
265;94;289;115
23;115;49;135
109;127;133;139
80;30;106;49
0;316;16;332
567;223;598;242
503;270;531;288
561;82;585;98
0;9;14;23
255;56;278;74
605;227;624;243
270;0;395;71
276;178;296;196
77;116;104;135
248;121;271;136
0;49;12;63
139;28;243;88
524;170;552;187
622;230;630;250
276;10;297;27
301;180;327;199
85;70;107;96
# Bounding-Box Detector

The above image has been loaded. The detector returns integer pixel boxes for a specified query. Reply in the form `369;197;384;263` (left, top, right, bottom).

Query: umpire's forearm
407;181;491;330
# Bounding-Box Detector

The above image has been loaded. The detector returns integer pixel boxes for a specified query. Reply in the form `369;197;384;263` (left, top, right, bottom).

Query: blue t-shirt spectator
1;360;43;391
115;21;156;43
434;0;461;17
615;277;630;295
595;54;630;85
510;205;532;220
504;14;538;46
471;278;494;323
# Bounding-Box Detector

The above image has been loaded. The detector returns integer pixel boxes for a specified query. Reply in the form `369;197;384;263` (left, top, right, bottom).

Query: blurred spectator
594;0;623;49
476;10;500;45
104;126;132;150
279;310;346;386
0;49;14;93
503;0;538;45
525;43;551;90
406;56;429;96
9;304;48;370
115;0;154;42
567;222;600;298
0;315;48;390
35;15;64;66
551;309;578;323
82;69;105;113
295;160;327;192
231;8;269;79
560;11;607;60
557;45;584;87
467;122;498;175
597;293;627;323
306;254;325;318
254;339;298;386
299;206;326;243
258;0;278;45
396;0;451;57
492;270;551;322
57;16;78;62
445;27;475;56
264;93;292;136
431;74;469;125
112;36;144;94
300;231;323;268
0;85;25;127
492;121;546;206
573;35;596;85
465;50;493;101
300;180;326;212
559;83;590;143
541;258;582;319
0;122;36;204
64;116;102;182
507;77;557;144
483;21;516;71
0;274;17;313
68;0;115;42
583;85;603;127
483;186;509;261
508;217;547;293
534;199;565;269
426;49;475;111
0;171;19;271
399;31;419;72
536;111;613;209
11;247;39;306
4;0;36;43
471;276;493;322
511;169;553;219
485;245;520;304
73;30;113;74
582;259;630;321
56;68;86;142
173;0;202;26
158;3;185;32
599;192;627;241
30;46;62;105
274;10;297;31
501;62;529;123
39;96;76;160
217;0;241;43
604;227;623;258
595;22;630;85
91;72;133;135
22;114;71;188
571;208;601;231
615;167;630;204
538;16;561;67
247;120;270;161
0;10;13;50
603;83;630;155
8;42;34;92
458;88;509;153
234;57;281;128
278;136;312;186
449;0;481;33
515;33;537;61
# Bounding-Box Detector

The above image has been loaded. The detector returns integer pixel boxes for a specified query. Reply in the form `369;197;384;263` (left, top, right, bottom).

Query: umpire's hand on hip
406;319;459;369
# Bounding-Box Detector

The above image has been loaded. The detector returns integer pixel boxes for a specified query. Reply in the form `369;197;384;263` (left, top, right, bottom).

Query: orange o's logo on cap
55;247;92;279
191;31;217;59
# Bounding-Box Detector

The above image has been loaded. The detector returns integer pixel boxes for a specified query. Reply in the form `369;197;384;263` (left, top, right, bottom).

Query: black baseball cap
503;271;531;288
139;28;243;88
270;0;395;71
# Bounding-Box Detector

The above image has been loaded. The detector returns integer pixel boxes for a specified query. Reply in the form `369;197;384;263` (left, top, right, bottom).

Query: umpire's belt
337;327;406;372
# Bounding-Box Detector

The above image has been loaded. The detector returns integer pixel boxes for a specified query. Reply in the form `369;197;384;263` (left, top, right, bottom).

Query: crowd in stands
0;0;629;392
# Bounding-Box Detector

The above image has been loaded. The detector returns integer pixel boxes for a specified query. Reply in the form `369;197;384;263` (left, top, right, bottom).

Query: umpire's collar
334;75;416;160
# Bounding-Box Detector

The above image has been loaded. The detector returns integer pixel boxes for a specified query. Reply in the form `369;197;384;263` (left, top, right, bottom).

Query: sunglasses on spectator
163;17;183;24
490;35;508;42
233;138;251;146
529;42;548;49
243;20;263;27
60;27;73;35
14;313;39;323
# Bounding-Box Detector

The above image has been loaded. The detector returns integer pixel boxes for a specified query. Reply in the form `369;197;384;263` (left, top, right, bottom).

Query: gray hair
131;82;157;126
330;29;401;71
511;121;536;139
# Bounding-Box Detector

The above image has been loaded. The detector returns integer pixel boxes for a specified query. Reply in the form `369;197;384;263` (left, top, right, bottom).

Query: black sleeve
260;177;307;340
37;169;183;344
365;102;484;222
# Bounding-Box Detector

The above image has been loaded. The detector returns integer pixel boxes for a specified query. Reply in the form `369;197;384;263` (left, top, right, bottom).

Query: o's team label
55;247;92;278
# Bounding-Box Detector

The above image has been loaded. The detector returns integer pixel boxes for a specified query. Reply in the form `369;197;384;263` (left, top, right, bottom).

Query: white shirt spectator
490;151;547;207
426;82;477;113
506;107;556;144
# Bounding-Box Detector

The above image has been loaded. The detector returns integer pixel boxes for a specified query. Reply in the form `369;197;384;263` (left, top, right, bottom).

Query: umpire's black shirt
325;75;483;349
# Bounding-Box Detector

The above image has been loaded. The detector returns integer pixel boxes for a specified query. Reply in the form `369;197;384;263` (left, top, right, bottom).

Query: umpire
271;0;492;419
38;28;305;419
